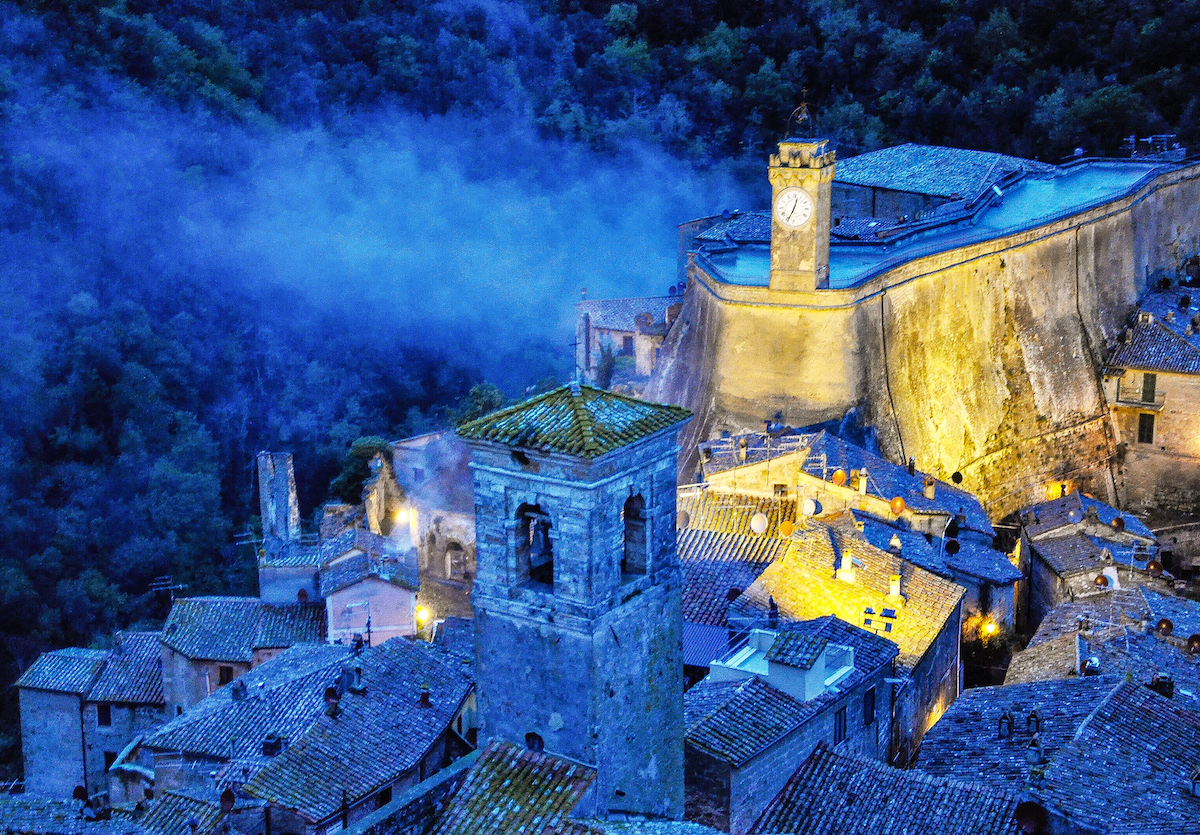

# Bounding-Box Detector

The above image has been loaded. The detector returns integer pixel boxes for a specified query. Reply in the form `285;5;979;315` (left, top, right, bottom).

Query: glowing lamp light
415;606;431;626
983;620;998;637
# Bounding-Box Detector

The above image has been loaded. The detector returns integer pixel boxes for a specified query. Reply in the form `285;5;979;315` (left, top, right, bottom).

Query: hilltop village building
587;135;1200;518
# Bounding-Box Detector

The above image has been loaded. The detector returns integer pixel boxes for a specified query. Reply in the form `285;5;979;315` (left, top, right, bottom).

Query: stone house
390;431;478;622
159;596;326;716
1104;297;1200;519
318;527;420;646
17;632;166;801
684;618;897;833
727;512;967;766
1017;490;1161;630
914;677;1200;834
697;431;1021;638
575;294;681;382
132;638;474;835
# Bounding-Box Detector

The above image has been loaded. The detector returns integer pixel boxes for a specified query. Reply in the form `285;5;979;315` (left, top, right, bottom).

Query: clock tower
768;137;836;292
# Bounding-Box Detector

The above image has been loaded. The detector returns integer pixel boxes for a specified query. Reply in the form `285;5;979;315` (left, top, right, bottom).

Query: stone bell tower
457;384;691;819
768;134;836;292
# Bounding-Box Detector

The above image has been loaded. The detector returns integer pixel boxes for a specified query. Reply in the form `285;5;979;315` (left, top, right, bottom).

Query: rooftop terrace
696;159;1172;290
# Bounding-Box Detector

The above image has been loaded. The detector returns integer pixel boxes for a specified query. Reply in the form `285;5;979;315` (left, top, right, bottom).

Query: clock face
775;187;814;229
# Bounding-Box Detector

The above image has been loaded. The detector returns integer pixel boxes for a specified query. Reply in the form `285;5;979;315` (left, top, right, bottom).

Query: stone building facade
458;384;691;820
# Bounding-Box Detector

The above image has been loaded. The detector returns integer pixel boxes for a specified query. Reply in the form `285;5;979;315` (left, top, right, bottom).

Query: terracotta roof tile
87;632;163;705
1108;315;1200;374
749;742;1021;834
834;143;1051;201
457;385;689;459
0;797;153;835
684;677;811;767
16;647;108;695
575;296;676;332
426;740;597;835
160;597;326;662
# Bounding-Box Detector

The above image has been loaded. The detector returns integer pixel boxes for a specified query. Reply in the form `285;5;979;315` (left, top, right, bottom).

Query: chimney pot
923;476;936;500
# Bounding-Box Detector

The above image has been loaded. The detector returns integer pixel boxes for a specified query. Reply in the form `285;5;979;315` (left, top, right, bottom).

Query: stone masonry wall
19;689;84;798
650;165;1200;517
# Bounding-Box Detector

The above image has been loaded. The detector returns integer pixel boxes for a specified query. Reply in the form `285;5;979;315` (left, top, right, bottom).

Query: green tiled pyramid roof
456;384;690;458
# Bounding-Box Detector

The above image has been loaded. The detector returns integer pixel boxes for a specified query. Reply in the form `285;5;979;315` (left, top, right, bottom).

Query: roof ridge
568;386;600;456
1071;679;1129;743
1151;315;1200;356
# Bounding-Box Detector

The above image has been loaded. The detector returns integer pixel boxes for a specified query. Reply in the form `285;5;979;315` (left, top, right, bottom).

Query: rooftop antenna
787;90;818;139
149;575;187;602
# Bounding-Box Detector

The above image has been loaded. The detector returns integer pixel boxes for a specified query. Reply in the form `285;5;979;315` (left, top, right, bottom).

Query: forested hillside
3;0;1200;778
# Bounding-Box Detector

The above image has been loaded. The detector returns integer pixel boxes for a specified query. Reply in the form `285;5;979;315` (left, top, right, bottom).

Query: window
621;335;634;355
1138;413;1155;444
516;504;554;587
834;706;847;744
103;751;118;770
1142;372;1157;403
863;688;876;726
622;495;647;576
218;665;234;685
445;541;467;581
375;786;392;809
96;704;111;727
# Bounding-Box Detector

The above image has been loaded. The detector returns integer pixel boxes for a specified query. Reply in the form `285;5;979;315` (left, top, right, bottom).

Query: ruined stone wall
19;689;84;797
651;165;1200;517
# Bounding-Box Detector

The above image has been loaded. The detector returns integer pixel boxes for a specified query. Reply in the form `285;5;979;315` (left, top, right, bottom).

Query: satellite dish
676;510;691;529
1188;634;1200;655
832;469;847;486
750;512;768;534
890;496;906;515
1111;517;1126;533
945;540;960;555
1147;560;1163;577
1095;574;1110;588
951;471;963;484
779;520;795;537
801;497;818;517
1157;618;1174;637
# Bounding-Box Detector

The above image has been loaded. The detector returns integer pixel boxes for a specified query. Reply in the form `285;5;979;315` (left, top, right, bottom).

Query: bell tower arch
458;384;691;819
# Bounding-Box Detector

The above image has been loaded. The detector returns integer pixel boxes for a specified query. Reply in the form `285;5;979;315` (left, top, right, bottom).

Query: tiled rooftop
576;296;676;332
1019;490;1155;542
1029;531;1158;579
160;597;326;662
762;633;826;670
699;430;994;537
748;742;1021;834
563;823;725;835
1025;589;1147;645
0;797;153;835
242;638;474;821
16;647;109;695
424;740;597;835
1107;312;1200;374
685;677;811;767
857;516;1020;586
730;515;965;674
1034;681;1200;833
87;632;163;705
1005;623;1200;707
457;384;690;459
915;676;1126;785
677;491;791;629
260;542;321;569
135;789;260;835
320;548;418;597
834;143;1052;201
695;212;771;244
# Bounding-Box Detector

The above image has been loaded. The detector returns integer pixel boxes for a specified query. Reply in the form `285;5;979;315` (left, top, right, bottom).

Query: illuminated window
1138;413;1155;444
834;706;847;744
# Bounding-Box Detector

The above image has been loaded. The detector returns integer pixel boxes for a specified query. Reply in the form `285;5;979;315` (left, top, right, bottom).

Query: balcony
1113;382;1166;411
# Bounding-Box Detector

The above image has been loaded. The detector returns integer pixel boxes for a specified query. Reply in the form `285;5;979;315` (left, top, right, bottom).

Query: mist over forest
3;0;1200;778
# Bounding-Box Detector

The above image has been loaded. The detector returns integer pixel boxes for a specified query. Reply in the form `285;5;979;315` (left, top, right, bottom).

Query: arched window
622;494;647;576
516;503;554;587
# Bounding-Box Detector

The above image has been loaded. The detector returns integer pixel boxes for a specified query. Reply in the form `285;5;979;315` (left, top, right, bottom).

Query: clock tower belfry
768;136;836;292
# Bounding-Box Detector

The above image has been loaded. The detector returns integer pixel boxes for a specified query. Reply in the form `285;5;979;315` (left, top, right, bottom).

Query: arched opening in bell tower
622;494;647;576
516;503;554;587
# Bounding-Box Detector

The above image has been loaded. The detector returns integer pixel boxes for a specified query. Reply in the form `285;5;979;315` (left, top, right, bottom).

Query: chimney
419;684;432;708
348;666;366;695
907;457;916;476
923;476;936;500
858;468;869;494
324;686;341;718
886;574;906;608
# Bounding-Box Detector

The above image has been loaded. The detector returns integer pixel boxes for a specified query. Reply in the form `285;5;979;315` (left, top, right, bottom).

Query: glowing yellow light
416;606;431;625
394;508;408;524
983;620;997;636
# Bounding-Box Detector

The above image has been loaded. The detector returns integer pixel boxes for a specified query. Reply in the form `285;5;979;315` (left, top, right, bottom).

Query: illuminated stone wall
650;164;1200;517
